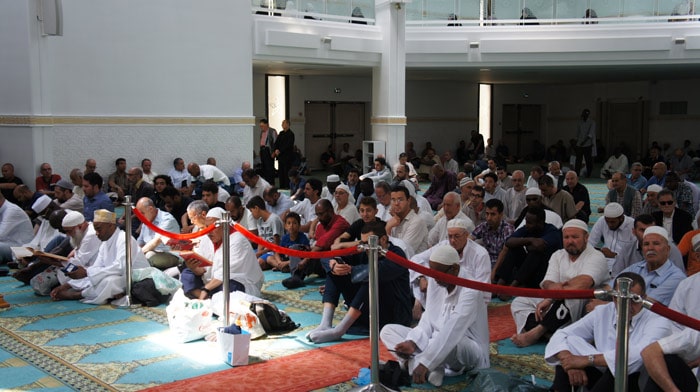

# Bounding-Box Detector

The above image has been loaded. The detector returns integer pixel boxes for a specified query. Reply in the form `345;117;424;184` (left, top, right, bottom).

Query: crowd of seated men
1;137;699;389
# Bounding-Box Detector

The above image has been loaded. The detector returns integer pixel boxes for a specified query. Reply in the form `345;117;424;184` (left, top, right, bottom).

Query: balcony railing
252;0;696;26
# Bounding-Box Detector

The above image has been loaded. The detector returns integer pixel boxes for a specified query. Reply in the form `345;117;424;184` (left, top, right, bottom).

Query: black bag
131;278;170;307
250;300;299;334
378;360;411;391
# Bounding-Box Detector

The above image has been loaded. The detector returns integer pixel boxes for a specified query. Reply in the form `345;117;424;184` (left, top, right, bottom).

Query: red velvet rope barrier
649;303;700;332
132;207;217;240
384;251;594;300
233;222;361;259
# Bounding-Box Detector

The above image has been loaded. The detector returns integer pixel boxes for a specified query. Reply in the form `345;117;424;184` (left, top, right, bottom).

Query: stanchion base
110;296;141;309
349;383;398;392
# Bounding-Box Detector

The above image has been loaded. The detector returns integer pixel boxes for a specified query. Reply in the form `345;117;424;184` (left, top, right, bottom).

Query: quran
11;247;68;261
177;251;213;267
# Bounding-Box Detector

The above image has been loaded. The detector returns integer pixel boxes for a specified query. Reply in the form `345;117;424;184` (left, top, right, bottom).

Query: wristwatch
587;354;595;365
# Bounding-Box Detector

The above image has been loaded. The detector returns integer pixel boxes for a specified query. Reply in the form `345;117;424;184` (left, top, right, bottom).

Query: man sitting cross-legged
510;219;608;347
51;209;150;304
544;272;671;392
380;245;489;387
307;221;412;343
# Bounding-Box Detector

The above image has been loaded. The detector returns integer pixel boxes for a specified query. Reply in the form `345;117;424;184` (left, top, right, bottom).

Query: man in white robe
50;209;149;304
381;245;490;387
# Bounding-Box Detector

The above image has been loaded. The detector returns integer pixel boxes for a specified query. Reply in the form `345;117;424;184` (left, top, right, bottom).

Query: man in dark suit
653;189;693;244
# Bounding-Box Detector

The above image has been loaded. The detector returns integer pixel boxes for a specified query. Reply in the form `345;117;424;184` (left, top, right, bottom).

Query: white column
371;0;406;164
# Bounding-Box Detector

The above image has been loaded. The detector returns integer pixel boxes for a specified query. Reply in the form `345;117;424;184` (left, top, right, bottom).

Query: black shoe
282;276;305;289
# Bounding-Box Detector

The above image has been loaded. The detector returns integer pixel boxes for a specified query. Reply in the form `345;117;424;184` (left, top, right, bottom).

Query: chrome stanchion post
614;277;633;392
121;196;134;307
350;235;392;392
221;212;231;327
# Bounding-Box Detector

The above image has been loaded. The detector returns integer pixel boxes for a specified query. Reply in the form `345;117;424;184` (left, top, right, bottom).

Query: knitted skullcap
62;210;85;227
429;245;460;266
603;203;624;218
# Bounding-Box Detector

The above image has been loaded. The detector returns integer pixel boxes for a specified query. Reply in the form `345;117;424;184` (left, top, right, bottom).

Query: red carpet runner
143;305;515;392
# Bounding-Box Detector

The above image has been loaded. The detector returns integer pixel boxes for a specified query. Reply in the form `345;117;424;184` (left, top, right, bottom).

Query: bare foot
510;330;540;347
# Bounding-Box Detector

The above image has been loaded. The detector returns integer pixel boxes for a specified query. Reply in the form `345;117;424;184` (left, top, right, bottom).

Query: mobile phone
61;263;78;274
335;258;346;264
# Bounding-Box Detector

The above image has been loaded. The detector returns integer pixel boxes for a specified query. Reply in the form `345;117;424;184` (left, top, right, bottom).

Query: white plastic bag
211;291;266;339
166;289;216;343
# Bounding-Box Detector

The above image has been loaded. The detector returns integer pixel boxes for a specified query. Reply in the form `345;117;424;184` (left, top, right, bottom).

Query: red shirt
314;214;350;250
35;174;62;192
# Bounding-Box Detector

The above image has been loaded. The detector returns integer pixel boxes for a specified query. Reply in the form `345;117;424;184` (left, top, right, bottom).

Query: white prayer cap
459;177;474;187
31;195;52;213
93;209;116;224
646;184;663;193
335;183;350;194
399;180;417;198
206;207;227;220
447;217;475;233
429;245;460;266
603;203;624;218
62;210;85;227
525;187;542;197
562;219;588;233
326;174;340;183
692;233;700;252
643;226;669;242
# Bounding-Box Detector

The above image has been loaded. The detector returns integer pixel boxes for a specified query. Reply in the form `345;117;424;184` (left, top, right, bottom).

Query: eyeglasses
391;197;406;204
659;200;674;206
526;197;539;202
470;194;482;198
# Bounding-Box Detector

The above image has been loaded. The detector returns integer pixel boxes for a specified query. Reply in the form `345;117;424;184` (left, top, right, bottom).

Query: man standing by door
575;109;595;178
273;119;295;189
259;118;278;186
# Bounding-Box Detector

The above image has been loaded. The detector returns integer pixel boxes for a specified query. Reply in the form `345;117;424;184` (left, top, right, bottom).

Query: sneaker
282;276;305;289
427;367;444;387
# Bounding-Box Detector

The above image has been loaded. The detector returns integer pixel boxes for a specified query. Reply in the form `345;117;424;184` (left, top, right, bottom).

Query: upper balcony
252;0;700;77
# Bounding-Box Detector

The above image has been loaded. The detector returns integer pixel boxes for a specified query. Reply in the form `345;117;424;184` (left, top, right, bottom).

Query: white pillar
371;0;406;165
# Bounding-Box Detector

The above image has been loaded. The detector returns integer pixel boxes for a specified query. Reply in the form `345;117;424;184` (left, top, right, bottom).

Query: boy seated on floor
264;212;309;272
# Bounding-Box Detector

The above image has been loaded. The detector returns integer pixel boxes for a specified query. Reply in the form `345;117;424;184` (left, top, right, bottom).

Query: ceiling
253;61;700;84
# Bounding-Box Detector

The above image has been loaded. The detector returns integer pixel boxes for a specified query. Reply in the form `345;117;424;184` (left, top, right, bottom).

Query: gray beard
70;227;85;249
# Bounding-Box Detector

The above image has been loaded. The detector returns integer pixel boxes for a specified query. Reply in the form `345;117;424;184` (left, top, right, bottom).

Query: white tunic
511;245;609;332
410;239;491;305
24;217;60;251
58;223;101;285
544;302;672;374
290;198;318;226
405;268;490;371
70;228;150;304
0;200;34;246
196;232;263;298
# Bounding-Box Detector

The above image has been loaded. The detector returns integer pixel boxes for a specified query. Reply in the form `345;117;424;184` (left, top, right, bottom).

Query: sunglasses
659;200;674;206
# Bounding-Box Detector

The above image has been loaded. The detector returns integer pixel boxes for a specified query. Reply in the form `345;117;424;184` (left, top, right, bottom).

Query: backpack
249;300;299;334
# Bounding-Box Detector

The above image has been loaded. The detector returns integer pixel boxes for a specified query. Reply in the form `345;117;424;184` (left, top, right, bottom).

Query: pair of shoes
427;367;444;387
282;276;305;289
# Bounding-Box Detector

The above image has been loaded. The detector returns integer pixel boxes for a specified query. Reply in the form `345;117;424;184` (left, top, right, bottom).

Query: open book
177;251;213;267
10;247;69;261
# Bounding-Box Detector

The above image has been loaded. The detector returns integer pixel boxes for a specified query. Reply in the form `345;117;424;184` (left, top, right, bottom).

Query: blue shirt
627;174;647;191
621;259;686;306
83;191;114;222
280;232;310;249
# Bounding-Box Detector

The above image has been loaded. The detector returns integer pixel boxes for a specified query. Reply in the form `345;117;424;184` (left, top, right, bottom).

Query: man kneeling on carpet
306;221;412;343
380;245;489;387
51;209;150;304
180;207;263;299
